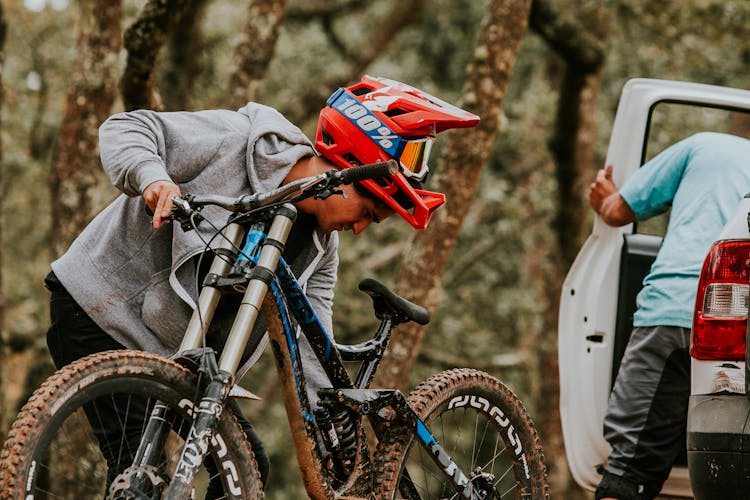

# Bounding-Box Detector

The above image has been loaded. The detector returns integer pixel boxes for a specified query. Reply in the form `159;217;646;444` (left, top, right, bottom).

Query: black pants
45;272;270;491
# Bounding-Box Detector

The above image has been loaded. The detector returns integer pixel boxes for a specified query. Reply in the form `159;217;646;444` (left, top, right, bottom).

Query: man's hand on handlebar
144;180;182;229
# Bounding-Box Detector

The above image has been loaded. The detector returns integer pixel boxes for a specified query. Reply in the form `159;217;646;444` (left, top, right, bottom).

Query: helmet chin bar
358;175;445;230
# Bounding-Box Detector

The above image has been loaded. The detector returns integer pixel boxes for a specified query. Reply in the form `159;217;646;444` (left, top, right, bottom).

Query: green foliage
2;2;76;346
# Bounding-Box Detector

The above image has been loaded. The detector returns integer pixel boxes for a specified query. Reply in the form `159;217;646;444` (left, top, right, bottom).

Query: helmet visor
398;138;434;182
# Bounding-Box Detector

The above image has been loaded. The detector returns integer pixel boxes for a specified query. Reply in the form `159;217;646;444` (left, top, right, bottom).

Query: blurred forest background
0;0;749;498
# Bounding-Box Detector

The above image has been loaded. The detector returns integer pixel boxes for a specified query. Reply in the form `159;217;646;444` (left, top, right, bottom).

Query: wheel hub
469;468;499;499
108;465;167;500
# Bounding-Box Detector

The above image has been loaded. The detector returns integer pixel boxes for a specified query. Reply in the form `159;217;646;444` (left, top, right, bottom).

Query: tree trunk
532;0;608;265
0;0;7;445
551;67;599;263
373;0;532;390
159;0;209;111
28;39;54;161
120;0;191;111
528;0;609;493
227;0;287;109
50;0;123;261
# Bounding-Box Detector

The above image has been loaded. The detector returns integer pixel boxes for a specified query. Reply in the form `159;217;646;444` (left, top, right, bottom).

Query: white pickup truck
558;78;750;498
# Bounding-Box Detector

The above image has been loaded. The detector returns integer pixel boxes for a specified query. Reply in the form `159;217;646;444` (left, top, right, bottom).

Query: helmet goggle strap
398;137;434;182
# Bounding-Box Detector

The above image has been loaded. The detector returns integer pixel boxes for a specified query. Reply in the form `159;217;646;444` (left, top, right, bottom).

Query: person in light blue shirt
588;132;750;500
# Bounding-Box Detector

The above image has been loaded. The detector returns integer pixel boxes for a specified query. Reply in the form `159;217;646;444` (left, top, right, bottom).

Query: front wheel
0;350;263;499
375;368;550;499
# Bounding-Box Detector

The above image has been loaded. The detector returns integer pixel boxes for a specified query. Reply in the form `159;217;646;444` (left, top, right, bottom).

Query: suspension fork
116;401;172;496
179;222;246;352
163;205;298;498
118;222;247;496
165;354;233;500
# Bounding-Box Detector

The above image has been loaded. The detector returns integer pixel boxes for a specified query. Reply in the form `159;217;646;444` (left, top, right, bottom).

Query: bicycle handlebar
337;160;397;184
176;160;398;215
169;160;398;229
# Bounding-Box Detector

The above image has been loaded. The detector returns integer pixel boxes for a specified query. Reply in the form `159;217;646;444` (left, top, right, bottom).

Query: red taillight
691;240;750;360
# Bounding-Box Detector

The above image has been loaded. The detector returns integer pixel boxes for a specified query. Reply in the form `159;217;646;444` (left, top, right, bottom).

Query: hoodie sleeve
98;108;262;196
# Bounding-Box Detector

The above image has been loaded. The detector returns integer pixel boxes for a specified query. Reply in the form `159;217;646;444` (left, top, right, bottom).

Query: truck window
636;104;750;237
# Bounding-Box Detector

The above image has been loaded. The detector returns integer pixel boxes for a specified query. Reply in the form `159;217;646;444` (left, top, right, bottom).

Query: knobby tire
0;350;263;499
374;368;550;499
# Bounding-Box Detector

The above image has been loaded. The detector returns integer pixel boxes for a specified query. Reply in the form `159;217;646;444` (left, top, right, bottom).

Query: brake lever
313;188;345;200
311;170;348;201
170;196;204;232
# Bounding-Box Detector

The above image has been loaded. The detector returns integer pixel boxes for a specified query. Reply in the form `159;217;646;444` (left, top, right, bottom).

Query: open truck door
558;78;750;497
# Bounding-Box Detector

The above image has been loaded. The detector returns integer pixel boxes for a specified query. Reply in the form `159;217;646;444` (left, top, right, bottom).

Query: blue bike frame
244;225;479;499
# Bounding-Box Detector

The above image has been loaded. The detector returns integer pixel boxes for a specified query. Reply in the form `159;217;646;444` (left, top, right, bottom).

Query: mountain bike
0;160;550;499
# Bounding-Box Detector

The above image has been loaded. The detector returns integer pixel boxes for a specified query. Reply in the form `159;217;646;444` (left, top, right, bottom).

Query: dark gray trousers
602;325;691;492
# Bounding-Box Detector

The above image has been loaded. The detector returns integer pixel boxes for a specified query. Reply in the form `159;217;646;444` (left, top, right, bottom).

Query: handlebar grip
338;160;399;184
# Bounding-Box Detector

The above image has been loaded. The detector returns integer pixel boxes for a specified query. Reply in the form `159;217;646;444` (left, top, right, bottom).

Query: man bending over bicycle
44;75;479;491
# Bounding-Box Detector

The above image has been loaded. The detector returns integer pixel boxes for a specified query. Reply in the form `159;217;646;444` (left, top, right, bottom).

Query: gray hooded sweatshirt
52;104;339;375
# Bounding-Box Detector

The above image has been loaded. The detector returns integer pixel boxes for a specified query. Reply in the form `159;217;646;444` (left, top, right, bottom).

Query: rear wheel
0;350;262;499
375;368;549;499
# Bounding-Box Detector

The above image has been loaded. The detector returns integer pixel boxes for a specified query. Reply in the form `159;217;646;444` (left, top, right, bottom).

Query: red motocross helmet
315;75;479;229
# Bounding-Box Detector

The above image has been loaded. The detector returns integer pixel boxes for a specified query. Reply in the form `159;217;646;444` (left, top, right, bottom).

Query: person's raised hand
143;180;181;229
589;165;616;215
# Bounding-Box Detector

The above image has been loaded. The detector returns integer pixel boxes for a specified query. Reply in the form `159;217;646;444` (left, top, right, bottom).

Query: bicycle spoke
34;460;99;497
418;440;431;495
499;479;519;498
489;428;500;474
113;393;133;473
24;485;67;499
471;408;480;471
402;445;454;499
382;370;548;500
479;443;510;473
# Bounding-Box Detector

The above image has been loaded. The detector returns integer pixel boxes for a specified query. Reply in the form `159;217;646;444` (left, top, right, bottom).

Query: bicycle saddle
358;278;430;325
